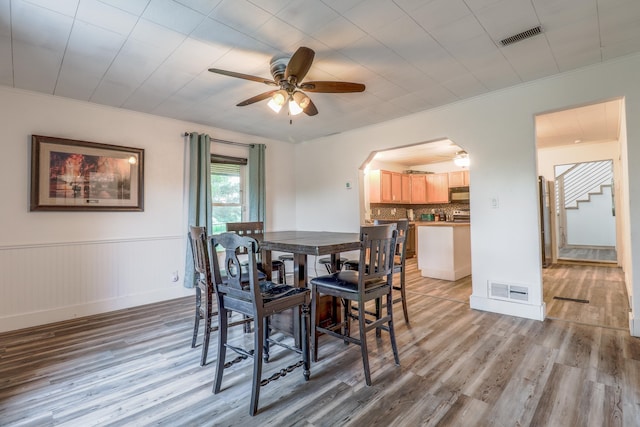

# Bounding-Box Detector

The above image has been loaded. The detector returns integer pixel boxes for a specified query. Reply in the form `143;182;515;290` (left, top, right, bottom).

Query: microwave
449;187;470;202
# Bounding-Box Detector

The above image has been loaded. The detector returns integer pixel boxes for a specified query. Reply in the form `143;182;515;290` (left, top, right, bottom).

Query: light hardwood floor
1;260;639;426
557;245;617;263
543;262;629;330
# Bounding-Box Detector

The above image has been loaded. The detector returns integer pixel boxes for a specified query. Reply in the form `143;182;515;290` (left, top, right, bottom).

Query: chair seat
310;270;388;293
259;281;308;303
318;257;348;264
240;260;284;268
221;268;267;282
342;259;359;270
240;260;285;284
343;260;402;272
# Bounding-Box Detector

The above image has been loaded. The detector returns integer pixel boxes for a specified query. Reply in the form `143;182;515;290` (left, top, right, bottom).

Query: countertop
412;221;470;227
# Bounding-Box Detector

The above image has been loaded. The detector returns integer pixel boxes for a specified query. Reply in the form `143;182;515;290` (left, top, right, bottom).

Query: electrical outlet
170;271;179;282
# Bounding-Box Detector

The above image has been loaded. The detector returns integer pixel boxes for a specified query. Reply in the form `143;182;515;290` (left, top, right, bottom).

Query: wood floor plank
1;261;638;426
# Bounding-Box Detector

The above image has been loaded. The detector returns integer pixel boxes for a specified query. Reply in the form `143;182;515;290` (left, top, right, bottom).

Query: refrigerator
538;176;552;268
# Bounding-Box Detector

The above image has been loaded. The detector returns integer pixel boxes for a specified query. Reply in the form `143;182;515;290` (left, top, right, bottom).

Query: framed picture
30;135;144;211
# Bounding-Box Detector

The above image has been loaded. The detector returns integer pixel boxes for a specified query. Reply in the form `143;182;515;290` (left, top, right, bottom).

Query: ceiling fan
208;46;365;117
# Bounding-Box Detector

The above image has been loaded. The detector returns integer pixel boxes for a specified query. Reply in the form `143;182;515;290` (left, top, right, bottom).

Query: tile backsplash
370;203;470;221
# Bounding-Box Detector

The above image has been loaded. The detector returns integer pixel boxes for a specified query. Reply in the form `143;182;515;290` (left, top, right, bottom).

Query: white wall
0;87;295;332
295;53;640;335
565;187;616;246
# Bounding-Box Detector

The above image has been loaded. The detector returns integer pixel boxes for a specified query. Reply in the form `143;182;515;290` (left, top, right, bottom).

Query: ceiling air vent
500;26;542;46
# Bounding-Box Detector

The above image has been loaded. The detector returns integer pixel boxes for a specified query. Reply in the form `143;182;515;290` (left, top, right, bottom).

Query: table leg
262;249;273;281
330;253;341;273
292;253;307;287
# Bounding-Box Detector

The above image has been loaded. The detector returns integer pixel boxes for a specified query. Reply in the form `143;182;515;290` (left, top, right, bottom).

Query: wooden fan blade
208;68;277;86
303;98;318;116
236;90;278;106
299;81;365;93
285;47;315;82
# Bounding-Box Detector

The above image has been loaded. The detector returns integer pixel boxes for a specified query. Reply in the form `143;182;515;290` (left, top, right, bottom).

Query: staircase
556;160;613;210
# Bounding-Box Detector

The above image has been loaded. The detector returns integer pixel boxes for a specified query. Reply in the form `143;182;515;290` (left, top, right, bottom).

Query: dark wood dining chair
343;219;410;324
188;226;254;366
373;219;410;323
226;221;286;284
210;232;311;416
310;224;400;386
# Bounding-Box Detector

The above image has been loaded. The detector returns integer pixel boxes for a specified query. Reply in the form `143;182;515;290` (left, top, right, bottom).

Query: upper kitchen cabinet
448;170;470;187
369;170;410;203
400;174;411;203
410;175;427;204
426;173;449;203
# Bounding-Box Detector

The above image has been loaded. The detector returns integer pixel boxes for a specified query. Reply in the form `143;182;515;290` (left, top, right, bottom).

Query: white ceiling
373;139;463;167
1;0;639;144
535;98;622;149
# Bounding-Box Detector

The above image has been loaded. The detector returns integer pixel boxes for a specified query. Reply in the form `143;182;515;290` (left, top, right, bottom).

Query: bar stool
208;231;311;416
278;253;294;284
310;224;400;385
318;256;348;274
342;219;410;324
226;221;286;284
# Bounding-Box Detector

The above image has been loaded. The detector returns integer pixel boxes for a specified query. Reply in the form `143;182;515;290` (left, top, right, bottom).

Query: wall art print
30;135;144;211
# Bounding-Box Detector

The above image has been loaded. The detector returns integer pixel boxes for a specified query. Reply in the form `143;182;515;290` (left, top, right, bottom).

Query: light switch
490;196;499;208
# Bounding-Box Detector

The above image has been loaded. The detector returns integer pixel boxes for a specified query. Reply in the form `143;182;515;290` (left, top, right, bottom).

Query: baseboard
0;287;193;333
630;312;640;337
420;264;471;281
470;295;546;321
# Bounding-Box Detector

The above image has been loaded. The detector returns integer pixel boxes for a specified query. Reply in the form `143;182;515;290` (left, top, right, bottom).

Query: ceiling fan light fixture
267;90;287;113
454;151;470;168
293;91;311;110
288;99;303;115
288;91;310;116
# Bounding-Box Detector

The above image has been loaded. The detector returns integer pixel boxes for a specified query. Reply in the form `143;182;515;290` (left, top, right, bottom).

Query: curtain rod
183;132;254;148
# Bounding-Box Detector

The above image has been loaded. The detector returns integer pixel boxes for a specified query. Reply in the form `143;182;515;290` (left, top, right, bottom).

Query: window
211;154;247;233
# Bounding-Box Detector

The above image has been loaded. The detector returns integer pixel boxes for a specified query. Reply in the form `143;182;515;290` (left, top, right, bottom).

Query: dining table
259;230;360;285
257;230;361;343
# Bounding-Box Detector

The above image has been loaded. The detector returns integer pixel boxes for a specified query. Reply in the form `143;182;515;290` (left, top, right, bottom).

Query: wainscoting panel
0;236;191;332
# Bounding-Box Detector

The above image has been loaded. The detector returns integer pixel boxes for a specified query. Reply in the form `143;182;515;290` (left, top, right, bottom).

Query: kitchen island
416;222;471;281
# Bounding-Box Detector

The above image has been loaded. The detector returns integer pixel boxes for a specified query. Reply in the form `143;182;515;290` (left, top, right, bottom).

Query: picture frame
30;135;144;211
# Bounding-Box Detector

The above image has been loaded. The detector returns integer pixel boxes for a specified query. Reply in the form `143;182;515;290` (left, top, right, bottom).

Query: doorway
535;99;629;330
554;159;617;263
535;99;624;267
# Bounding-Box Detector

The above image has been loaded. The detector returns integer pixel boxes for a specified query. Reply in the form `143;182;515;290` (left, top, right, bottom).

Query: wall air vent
500;26;542;46
489;281;530;303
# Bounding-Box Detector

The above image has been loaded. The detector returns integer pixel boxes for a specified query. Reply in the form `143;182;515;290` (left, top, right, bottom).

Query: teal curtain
248;144;266;223
184;132;212;289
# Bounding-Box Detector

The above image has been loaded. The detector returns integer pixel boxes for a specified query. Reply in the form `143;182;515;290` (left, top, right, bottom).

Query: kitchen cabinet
369;170;409;203
406;223;416;257
425;173;449;203
410;175;427;204
448;170;470;187
392;173;410;203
